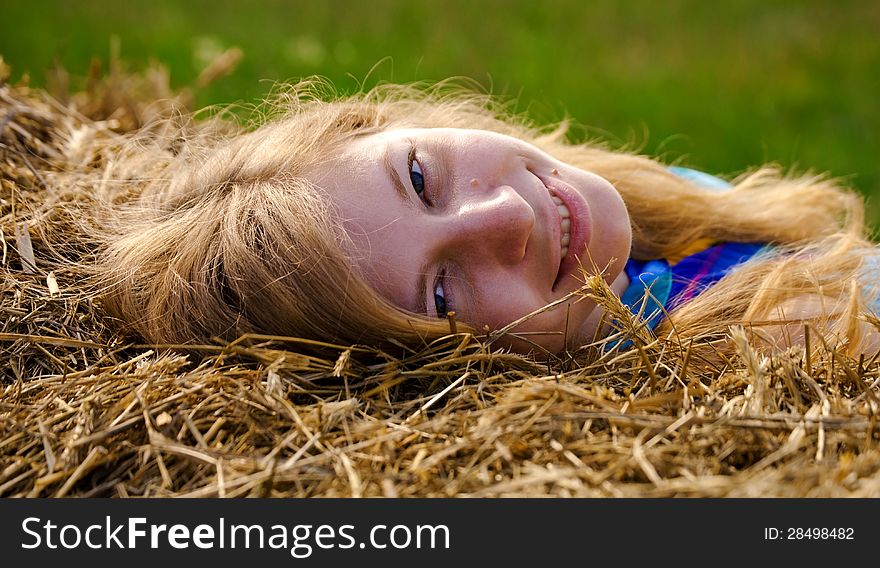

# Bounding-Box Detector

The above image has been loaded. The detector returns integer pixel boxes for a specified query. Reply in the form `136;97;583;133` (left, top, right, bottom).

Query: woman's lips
538;173;593;292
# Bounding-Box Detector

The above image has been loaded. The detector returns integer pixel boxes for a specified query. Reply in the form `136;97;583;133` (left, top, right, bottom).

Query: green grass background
3;0;878;222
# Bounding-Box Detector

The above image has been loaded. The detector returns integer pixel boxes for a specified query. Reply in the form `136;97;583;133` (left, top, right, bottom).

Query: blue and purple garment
616;167;767;337
620;241;766;332
615;167;880;346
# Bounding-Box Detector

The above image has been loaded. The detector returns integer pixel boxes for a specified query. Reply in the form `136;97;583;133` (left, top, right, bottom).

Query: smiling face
310;127;632;353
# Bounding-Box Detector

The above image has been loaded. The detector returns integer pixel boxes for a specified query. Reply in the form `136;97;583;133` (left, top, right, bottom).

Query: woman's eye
409;154;425;197
433;280;448;317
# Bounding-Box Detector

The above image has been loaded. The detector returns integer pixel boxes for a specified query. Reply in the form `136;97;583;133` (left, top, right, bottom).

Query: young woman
91;80;879;358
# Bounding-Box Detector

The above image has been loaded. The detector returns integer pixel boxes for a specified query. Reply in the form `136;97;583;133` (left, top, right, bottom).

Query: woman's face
310;128;632;353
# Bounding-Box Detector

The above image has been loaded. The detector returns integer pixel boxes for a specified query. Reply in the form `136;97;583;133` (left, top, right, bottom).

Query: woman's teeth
551;194;571;259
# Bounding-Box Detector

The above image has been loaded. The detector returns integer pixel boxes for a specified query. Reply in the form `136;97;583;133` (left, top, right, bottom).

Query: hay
1;55;879;498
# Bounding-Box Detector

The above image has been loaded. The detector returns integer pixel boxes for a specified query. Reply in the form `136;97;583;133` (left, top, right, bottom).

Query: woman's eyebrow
382;145;412;206
415;265;428;316
380;142;428;315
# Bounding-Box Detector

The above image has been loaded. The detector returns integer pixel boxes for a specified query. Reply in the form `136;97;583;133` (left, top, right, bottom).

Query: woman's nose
444;183;535;266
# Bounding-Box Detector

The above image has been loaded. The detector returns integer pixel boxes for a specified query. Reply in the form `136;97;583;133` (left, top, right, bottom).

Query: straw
2;56;879;497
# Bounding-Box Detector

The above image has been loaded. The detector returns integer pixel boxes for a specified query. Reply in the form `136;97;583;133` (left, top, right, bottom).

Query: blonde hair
82;79;875;356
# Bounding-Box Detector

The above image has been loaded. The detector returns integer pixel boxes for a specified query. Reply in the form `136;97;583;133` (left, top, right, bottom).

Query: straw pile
2;54;879;498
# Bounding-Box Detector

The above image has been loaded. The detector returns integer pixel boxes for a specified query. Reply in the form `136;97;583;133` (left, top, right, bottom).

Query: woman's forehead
347;126;510;149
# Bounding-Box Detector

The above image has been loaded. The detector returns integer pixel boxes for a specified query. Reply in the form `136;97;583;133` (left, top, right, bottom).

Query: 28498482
765;528;854;540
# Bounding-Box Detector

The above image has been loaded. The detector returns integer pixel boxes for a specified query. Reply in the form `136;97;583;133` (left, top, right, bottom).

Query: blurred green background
2;0;879;222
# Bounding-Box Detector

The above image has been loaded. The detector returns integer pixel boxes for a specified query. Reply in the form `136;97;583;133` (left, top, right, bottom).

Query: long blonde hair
84;79;874;356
